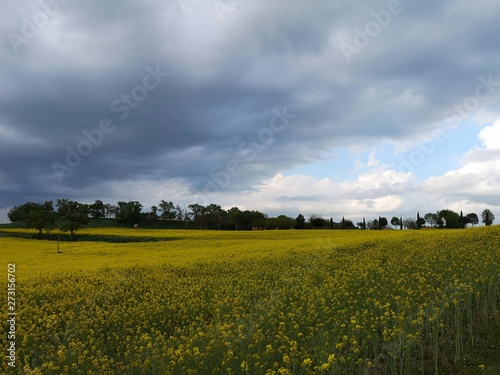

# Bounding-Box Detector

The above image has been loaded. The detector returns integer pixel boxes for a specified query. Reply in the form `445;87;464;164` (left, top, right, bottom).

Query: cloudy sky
1;0;500;224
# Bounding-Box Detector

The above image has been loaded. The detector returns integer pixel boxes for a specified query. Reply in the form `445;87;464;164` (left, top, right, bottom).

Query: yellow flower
240;361;248;371
302;358;313;367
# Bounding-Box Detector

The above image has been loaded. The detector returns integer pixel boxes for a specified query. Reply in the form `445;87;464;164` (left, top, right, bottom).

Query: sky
1;0;500;224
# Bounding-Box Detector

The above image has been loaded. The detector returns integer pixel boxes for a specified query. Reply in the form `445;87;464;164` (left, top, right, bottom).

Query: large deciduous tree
24;201;57;235
58;200;90;237
8;201;51;223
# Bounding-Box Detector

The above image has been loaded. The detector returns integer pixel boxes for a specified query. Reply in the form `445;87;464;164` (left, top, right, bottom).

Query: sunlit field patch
1;227;499;374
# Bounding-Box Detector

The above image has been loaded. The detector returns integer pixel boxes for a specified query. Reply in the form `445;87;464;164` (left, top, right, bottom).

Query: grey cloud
2;0;500;217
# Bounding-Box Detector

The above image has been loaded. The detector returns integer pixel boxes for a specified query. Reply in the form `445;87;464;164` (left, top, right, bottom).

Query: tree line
364;209;494;230
6;198;496;236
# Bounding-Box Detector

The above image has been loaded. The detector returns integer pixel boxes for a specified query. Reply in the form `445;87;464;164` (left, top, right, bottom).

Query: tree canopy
482;209;495;226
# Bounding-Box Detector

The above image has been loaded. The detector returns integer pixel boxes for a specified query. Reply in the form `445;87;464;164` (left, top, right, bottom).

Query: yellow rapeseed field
0;227;499;374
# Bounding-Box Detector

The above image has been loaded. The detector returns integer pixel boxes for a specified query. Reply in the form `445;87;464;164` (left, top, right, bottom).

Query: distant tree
296;214;305;229
363;218;366;230
24;202;57;235
159;200;176;220
417;217;426;228
481;209;495;226
342;217;346;229
25;210;55;235
403;217;417;230
438;209;460;229
466;213;479;227
175;205;186;221
266;215;295;229
188;204;207;229
227;207;242;230
205;204;226;230
115;201;143;226
238;210;266;230
56;198;71;216
424;212;438;228
311;217;326;228
379;217;388;229
330;218;334;229
416;212;425;229
7;205;24;222
59;200;89;237
400;217;403;230
459;211;466;229
344;219;356;229
309;214;322;225
103;203;116;218
391;217;400;228
89;200;105;219
151;205;158;220
9;202;46;223
356;221;364;229
368;219;379;230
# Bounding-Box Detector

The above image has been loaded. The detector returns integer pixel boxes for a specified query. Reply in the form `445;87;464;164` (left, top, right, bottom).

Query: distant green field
1;227;499;374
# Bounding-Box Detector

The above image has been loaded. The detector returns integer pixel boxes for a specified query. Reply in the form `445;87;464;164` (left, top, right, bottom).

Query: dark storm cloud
2;0;500;213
